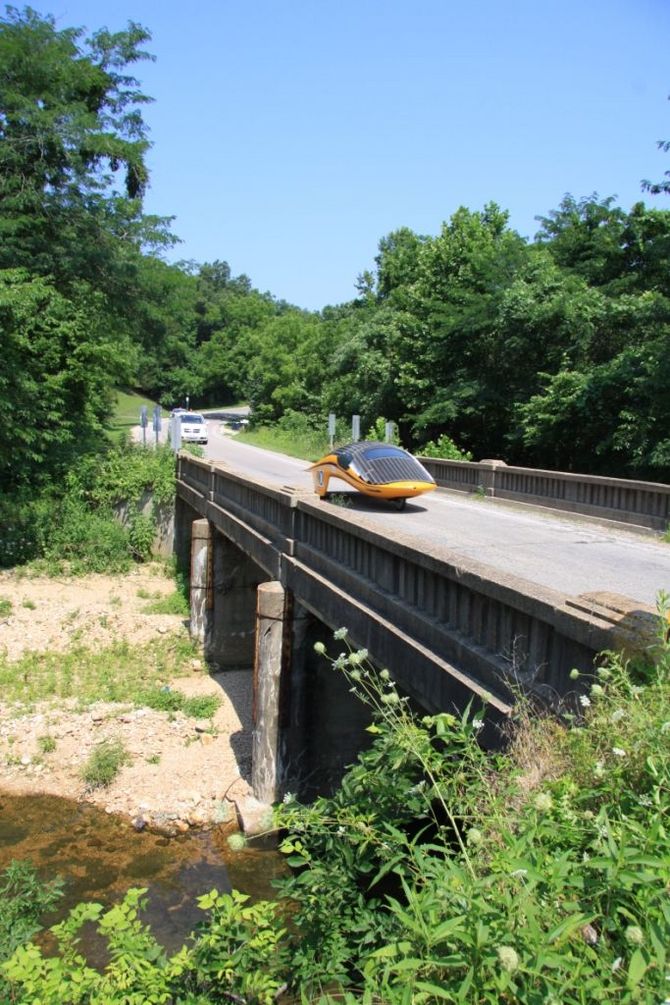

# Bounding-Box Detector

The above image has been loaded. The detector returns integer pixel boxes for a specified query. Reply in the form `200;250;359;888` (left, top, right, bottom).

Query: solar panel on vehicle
334;442;434;485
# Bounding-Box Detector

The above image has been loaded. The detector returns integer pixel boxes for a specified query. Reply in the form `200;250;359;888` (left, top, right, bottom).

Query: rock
190;659;203;672
131;815;147;832
174;819;190;833
200;733;214;745
20;755;31;766
234;796;274;836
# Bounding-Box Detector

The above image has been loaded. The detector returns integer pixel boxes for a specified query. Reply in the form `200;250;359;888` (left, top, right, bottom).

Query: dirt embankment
0;566;253;831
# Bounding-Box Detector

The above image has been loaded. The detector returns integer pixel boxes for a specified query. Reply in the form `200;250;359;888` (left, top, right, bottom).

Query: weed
80;738;130;788
109;595;122;608
183;694;220;719
328;493;352;508
0;597;12;617
20;599;35;610
137;686;220;720
37;734;56;754
145;753;161;765
144;590;189;617
0;636;197;709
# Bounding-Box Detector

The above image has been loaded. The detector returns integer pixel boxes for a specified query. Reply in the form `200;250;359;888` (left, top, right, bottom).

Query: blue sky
30;0;670;309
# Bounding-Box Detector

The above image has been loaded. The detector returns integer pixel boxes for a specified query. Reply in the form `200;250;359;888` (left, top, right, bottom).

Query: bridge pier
189;519;212;643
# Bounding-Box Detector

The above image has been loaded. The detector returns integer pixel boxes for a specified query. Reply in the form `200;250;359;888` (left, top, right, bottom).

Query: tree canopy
3;4;670;490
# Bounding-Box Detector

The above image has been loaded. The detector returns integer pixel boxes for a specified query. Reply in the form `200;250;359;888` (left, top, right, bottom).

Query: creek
0;792;286;953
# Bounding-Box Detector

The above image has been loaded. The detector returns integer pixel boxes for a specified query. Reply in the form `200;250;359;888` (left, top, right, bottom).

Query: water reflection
0;793;285;952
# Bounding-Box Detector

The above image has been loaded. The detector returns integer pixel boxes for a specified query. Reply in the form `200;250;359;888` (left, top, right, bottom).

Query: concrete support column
252;581;289;804
189;519;212;644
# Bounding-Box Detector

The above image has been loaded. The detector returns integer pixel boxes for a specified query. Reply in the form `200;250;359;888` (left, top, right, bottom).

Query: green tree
0;270;131;491
396;203;528;454
0;6;170;293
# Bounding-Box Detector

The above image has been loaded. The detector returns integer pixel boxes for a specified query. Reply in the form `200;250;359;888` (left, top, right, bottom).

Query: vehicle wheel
393;498;407;511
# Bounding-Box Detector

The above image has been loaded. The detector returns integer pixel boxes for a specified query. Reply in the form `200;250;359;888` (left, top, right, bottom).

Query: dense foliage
2;626;668;1002
0;440;176;570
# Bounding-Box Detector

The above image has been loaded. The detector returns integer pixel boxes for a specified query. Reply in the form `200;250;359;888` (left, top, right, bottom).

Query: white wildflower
496;946;519;973
380;691;399;706
379;669;390;681
313;641;326;655
610;708;625;723
466;827;483;846
333;627;348;640
533;792;553;813
569;668;580;681
611;747;626;758
282;792;295;805
624;925;644;946
472;718;484;732
590;684;604;697
579;695;591;708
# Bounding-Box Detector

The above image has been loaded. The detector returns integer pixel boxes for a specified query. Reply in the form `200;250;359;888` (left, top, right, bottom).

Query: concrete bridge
174;453;660;804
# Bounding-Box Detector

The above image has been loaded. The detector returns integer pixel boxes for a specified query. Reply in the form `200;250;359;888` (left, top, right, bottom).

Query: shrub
0;860;63;1001
419;433;473;460
273;629;670;1002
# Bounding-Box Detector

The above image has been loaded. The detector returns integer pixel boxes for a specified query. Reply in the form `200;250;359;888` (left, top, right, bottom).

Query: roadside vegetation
1;621;667;1002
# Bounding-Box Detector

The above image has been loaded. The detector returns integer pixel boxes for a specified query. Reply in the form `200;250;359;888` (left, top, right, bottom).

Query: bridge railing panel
420;457;670;530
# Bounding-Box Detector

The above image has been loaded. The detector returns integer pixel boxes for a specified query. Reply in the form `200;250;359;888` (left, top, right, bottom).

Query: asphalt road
196;421;670;608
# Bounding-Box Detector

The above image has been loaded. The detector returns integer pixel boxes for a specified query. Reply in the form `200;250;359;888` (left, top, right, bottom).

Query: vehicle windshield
179;413;204;423
333;441;434;485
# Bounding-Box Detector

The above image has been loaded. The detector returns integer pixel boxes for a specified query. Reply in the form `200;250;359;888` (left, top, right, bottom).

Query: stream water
0;792;287;953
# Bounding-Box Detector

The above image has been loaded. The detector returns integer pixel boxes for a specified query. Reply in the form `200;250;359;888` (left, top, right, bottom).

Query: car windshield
179;413;203;423
333;442;434;485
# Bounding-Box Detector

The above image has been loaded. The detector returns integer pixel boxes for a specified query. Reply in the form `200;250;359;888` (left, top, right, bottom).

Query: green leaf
627;949;647;987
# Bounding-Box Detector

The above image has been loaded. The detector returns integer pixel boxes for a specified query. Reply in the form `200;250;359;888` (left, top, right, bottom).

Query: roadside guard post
328;413;336;450
152;405;162;445
140;405;148;446
171;412;182;452
352;414;360;443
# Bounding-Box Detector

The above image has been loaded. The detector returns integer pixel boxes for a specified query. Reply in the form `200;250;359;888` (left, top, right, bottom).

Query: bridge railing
419;457;670;531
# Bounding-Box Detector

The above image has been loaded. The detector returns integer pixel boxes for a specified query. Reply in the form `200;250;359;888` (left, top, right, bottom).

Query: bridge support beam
189;519;212;644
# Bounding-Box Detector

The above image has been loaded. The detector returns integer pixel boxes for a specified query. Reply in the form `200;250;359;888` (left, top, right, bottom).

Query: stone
234;795;274;836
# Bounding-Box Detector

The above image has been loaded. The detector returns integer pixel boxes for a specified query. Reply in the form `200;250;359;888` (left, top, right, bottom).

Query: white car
174;412;208;444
